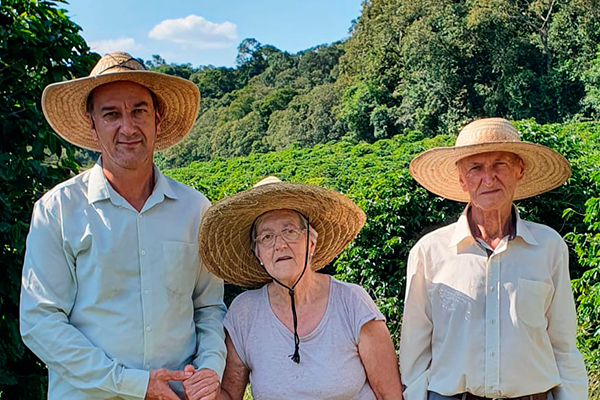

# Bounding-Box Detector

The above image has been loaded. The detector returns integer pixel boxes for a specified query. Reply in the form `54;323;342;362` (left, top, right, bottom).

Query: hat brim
409;141;571;202
199;182;366;287
42;70;200;151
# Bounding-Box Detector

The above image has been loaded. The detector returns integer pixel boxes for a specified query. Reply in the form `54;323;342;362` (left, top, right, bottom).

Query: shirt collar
87;158;178;208
87;160;110;204
448;204;538;248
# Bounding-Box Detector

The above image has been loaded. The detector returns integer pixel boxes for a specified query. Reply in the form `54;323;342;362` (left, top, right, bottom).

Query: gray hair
251;210;318;255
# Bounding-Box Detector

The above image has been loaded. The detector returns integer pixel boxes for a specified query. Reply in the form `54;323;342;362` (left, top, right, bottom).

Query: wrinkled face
458;151;524;212
254;209;316;285
87;81;160;172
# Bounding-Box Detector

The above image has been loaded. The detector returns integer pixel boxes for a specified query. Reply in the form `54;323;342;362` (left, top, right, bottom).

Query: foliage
0;0;97;397
149;0;600;169
167;120;600;373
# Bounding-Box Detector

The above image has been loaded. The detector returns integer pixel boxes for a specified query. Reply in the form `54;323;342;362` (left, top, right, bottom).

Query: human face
254;210;315;286
88;81;160;172
458;151;524;212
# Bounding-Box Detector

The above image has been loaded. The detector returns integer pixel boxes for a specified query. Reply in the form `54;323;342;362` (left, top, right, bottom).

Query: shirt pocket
162;241;199;296
517;278;551;328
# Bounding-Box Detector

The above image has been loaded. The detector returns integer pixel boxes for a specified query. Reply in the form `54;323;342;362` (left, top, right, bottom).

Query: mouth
275;256;293;263
118;140;142;148
480;189;501;195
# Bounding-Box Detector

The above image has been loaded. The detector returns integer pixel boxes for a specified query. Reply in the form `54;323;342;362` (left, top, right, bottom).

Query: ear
155;110;161;133
87;114;98;141
458;173;468;192
515;158;525;182
308;237;317;255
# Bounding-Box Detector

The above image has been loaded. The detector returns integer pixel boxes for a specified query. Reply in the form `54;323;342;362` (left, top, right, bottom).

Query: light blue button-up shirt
20;161;227;399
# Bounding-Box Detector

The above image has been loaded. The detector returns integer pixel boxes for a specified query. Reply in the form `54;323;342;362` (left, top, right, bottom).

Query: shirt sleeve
344;283;386;344
399;244;432;400
191;258;227;379
19;200;149;399
547;239;588;400
222;296;250;369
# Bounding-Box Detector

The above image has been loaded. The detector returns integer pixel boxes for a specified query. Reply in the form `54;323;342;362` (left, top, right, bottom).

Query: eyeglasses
254;228;307;248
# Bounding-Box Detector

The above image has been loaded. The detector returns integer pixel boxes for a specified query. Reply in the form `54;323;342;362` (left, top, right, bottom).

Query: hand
145;368;193;400
182;365;220;400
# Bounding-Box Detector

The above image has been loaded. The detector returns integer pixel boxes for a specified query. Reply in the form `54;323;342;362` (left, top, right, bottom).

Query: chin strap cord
252;213;310;364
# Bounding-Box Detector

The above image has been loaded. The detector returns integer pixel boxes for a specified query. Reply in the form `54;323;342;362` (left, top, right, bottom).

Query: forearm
192;274;227;378
21;309;149;398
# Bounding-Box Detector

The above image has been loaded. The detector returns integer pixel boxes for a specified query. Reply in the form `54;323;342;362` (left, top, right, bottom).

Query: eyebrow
99;105;118;113
133;101;150;108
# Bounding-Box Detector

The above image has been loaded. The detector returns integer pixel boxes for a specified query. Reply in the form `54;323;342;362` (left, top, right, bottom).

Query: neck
468;203;514;249
101;159;154;212
268;269;324;307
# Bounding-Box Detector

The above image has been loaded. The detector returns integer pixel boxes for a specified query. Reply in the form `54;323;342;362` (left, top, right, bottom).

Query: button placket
485;255;501;397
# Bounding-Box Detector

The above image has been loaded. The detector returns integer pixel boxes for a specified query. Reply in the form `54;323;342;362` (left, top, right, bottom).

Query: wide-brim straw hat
409;118;571;202
41;51;200;151
199;177;366;287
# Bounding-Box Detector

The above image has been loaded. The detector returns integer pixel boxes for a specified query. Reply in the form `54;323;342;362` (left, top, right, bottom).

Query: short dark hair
86;83;159;114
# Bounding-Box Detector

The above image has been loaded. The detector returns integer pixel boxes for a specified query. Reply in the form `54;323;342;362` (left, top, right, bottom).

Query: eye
259;233;274;244
133;108;148;116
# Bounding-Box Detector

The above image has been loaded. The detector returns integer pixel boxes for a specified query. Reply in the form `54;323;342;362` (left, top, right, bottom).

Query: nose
273;234;289;250
120;113;137;136
482;166;496;186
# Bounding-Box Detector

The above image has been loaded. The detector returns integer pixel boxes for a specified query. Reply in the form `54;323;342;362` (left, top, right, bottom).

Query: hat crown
89;52;145;76
254;176;282;187
456;117;521;147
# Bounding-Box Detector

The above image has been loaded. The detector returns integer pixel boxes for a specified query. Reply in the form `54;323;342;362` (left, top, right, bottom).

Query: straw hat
409;118;571;202
41;51;200;151
199;177;366;287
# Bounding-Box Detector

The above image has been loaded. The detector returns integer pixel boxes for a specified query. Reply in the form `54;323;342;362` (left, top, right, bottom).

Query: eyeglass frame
253;227;308;248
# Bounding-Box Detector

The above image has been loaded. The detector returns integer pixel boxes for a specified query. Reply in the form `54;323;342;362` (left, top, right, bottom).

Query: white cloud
88;37;137;55
148;15;237;49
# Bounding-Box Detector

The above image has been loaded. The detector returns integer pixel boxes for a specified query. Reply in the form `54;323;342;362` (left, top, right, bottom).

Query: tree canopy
0;0;97;396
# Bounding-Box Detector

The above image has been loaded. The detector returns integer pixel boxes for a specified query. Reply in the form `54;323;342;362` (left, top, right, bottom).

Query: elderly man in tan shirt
400;118;587;400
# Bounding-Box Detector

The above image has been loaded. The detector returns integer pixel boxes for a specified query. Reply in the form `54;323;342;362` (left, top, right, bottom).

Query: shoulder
411;222;457;252
331;277;374;302
36;169;92;212
520;220;566;250
225;287;265;324
330;277;381;316
163;174;210;204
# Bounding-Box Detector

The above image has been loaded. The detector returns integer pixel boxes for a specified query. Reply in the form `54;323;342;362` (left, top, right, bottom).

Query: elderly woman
199;177;402;400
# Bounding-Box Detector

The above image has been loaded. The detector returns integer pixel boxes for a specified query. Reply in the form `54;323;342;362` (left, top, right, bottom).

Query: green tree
0;0;97;397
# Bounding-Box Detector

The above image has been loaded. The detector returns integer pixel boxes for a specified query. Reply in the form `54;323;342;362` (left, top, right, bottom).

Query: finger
188;380;219;399
184;364;196;374
160;368;194;381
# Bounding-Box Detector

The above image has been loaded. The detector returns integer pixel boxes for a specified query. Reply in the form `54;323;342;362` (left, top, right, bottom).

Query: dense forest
2;0;600;398
143;0;600;169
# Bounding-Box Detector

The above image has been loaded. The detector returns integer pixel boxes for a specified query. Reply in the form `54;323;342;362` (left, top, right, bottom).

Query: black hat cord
252;214;310;364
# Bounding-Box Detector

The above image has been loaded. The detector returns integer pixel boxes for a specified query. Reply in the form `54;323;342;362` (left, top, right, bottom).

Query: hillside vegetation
153;0;600;169
167;120;600;395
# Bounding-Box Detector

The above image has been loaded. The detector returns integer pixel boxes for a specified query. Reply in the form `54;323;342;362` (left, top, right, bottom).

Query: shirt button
141;250;146;256
143;289;149;295
139;214;143;219
490;286;496;292
490;319;496;325
145;326;152;332
145;364;150;369
490;351;496;357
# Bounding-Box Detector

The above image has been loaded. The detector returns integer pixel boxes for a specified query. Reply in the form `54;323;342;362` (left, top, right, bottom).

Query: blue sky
64;0;364;68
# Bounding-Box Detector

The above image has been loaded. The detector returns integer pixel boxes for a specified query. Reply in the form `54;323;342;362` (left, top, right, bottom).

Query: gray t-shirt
223;276;385;400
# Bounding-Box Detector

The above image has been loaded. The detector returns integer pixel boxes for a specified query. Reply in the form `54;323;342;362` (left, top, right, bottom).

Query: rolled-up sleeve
399;245;432;400
19;200;149;399
548;241;588;400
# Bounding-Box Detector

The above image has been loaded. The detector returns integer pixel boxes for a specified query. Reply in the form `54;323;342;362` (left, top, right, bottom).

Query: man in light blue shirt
20;52;226;400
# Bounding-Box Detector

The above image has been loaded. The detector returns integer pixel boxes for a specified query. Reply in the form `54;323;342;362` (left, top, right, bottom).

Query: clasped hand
145;365;220;400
